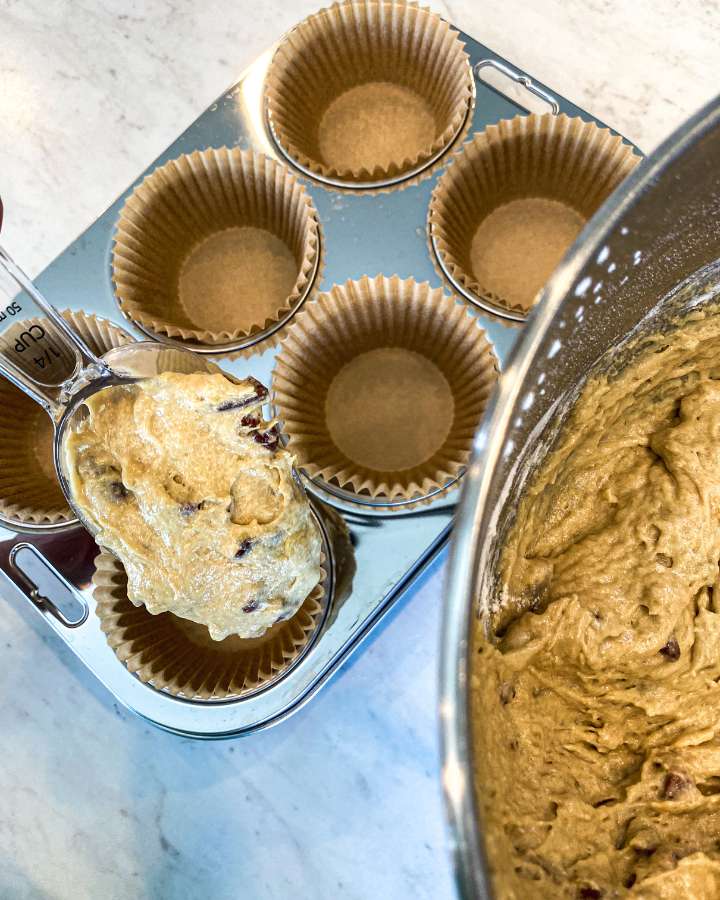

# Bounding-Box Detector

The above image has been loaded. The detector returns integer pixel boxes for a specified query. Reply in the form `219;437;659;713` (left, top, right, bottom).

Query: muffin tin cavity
112;148;321;353
429;113;641;320
265;0;474;189
272;275;498;506
93;544;330;701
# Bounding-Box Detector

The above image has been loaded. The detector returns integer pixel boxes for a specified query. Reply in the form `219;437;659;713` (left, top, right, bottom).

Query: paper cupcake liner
266;0;474;188
112;148;321;348
272;274;498;501
429;114;642;316
93;549;329;700
222;244;327;361
312;501;356;623
0;311;132;528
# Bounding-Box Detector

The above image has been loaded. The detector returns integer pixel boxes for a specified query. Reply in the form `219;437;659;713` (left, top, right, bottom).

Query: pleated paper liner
272;275;498;504
265;0;474;190
429;113;642;319
111;148;321;352
0;311;132;528
313;501;356;623
93;548;330;700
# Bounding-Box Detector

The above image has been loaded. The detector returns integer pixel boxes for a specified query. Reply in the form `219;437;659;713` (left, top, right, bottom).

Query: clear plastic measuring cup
0;243;213;536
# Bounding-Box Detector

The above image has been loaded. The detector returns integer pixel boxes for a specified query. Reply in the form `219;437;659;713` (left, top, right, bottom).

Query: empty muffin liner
265;0;474;189
272;274;498;503
429;113;642;317
0;311;132;528
93;548;329;700
112;148;321;350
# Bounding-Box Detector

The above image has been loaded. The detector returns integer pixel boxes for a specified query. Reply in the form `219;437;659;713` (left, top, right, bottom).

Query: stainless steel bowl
440;94;720;899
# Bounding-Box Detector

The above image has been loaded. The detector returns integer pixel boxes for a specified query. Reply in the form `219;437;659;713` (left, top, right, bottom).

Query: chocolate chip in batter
662;771;692;800
216;396;256;412
659;636;681;660
578;887;603;899
252;426;280;451
521;580;551;616
242;599;259;613
108;480;129;501
240;414;259;428
499;682;516;705
697;777;720;796
247;376;268;400
179;501;205;517
234;539;254;560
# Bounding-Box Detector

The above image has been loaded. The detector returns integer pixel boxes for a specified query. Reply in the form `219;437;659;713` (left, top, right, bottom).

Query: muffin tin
0;6;640;737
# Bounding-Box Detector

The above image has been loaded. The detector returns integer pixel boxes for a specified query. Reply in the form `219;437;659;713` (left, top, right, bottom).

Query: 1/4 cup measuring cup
0;243;214;536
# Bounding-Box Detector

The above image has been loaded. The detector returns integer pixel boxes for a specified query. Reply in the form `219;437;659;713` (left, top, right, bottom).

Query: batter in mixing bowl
473;311;720;898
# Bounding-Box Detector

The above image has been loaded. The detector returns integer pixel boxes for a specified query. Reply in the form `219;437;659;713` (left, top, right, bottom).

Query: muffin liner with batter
272;274;498;502
112;148;321;349
93;549;329;700
265;0;474;189
429;113;641;317
0;311;131;528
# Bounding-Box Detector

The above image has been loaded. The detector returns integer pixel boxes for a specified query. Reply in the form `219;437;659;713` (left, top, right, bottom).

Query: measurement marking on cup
0;300;22;321
7;320;64;371
30;345;62;370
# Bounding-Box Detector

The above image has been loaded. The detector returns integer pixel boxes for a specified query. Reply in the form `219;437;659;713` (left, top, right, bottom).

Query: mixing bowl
440;94;720;898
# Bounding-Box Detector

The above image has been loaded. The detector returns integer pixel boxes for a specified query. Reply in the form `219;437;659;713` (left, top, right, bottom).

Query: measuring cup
0;242;215;535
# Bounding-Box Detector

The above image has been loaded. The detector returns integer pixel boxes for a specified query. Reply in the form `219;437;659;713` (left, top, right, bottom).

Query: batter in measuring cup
473;311;720;898
63;371;322;640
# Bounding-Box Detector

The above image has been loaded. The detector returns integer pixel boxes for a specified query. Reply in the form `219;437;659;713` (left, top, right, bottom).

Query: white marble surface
0;2;718;899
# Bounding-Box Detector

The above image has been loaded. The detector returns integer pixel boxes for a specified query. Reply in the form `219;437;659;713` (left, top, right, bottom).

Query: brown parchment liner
429;114;642;317
272;274;498;501
0;311;131;527
265;0;474;188
93;549;329;700
112;148;321;348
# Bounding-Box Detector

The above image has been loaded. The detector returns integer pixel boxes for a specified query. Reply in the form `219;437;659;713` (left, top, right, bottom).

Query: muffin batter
473;312;720;898
63;372;322;640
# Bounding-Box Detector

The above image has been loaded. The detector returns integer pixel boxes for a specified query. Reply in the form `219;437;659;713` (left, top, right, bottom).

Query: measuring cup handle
0;244;109;416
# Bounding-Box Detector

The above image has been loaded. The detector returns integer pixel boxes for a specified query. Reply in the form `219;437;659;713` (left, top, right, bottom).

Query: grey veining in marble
0;1;719;898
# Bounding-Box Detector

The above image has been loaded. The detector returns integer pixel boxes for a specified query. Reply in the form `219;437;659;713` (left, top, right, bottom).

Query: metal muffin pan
0;18;640;737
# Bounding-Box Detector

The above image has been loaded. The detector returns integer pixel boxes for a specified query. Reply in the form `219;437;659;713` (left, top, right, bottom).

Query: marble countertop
0;2;718;898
